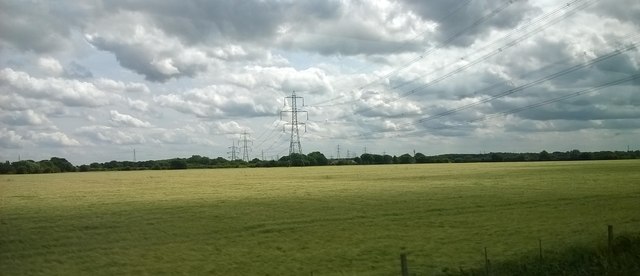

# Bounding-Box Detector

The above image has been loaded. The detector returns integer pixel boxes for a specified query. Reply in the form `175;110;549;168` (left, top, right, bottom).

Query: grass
447;233;640;275
1;160;639;275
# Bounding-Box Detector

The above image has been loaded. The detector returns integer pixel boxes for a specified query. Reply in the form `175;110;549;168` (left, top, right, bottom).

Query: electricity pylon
228;140;239;161
240;130;252;162
280;91;308;155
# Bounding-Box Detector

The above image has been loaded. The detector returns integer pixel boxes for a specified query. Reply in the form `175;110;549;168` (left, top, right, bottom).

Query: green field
1;160;639;275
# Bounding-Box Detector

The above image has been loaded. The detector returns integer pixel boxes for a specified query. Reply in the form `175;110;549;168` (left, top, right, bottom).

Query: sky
0;0;639;165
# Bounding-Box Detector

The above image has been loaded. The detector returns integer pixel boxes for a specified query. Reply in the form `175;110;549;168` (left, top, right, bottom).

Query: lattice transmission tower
280;91;308;155
228;140;239;161
239;130;252;162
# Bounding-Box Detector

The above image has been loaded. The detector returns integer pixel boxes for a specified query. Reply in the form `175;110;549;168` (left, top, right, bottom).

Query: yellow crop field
1;160;639;275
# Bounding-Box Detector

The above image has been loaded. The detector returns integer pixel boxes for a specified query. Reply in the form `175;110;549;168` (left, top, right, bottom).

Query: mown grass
1;160;639;275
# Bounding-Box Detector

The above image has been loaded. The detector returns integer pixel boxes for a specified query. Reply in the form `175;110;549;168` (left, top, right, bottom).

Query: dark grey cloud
417;119;477;137
285;33;418;57
0;0;90;53
101;0;342;45
86;35;207;82
401;0;537;47
505;118;640;133
592;0;640;25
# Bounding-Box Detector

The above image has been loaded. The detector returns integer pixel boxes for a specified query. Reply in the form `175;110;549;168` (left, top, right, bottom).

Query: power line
348;40;638;139
254;120;284;150
306;0;474;108
311;0;584;109
477;73;640;123
402;72;640;138
392;0;589;93
356;0;600;116
309;0;597;121
411;41;638;126
263;131;286;152
356;0;480;91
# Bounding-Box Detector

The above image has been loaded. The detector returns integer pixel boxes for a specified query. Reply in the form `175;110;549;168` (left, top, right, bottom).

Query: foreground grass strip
443;233;640;275
1;160;639;275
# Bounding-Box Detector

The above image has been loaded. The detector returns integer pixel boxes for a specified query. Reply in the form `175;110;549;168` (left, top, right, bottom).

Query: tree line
1;149;639;174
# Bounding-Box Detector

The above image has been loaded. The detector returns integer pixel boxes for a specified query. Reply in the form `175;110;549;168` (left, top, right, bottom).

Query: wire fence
394;225;638;276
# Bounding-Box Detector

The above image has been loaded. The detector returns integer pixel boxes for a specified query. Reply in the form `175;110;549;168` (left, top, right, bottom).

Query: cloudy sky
1;0;638;165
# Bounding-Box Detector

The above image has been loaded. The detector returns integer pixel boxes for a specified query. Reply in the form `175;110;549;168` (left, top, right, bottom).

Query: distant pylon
240;130;252;162
228;140;239;161
281;91;308;155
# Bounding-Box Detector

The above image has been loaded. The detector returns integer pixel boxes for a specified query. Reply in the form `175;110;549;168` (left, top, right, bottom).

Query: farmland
1;160;639;275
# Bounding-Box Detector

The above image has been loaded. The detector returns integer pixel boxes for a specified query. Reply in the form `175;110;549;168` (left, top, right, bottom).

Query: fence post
484;247;490;276
538;239;543;263
608;225;614;252
400;253;409;276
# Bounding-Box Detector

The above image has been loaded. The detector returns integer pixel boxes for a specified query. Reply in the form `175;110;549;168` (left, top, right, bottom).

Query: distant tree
0;161;14;174
370;154;382;164
50;157;75;172
12;160;41;174
38;160;60;173
359;153;374;164
169;159;188;169
187;155;211;165
593;151;617;160
398;153;415;164
490;153;503;162
211;157;228;165
103;160;118;169
414;152;428;163
307;151;328;166
551;151;565;160
569;149;581;160
287;153;309;166
382;154;393;164
539;150;550;161
579;151;593;160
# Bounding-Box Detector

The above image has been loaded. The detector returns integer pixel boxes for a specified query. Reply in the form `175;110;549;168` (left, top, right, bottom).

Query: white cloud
0;128;25;148
95;78;150;94
154;84;276;118
109;110;152;128
28;131;81;147
1;110;51;126
126;98;150;112
0;68;110;107
76;125;146;145
213;121;245;134
38;57;64;76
